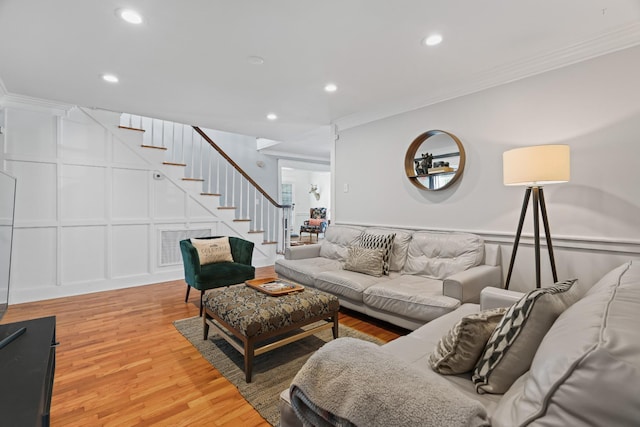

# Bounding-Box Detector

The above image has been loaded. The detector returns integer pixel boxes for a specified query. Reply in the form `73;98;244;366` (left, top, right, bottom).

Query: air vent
160;228;210;266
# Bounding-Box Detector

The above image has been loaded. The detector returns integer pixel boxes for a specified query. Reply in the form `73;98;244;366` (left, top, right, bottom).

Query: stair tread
182;177;204;182
163;162;187;167
200;192;221;196
262;241;278;245
248;230;264;233
218;207;237;210
118;125;145;132
141;144;167;151
233;219;251;222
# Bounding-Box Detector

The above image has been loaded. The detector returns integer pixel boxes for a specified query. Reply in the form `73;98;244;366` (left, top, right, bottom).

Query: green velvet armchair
180;236;256;316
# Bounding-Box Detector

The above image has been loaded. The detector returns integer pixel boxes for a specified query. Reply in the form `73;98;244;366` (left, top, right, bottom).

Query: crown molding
335;22;640;132
0;93;75;116
260;148;330;164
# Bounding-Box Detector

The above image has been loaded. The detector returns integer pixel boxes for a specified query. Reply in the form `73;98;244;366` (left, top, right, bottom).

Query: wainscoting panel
154;178;186;219
4;160;57;223
61;225;106;284
112;168;150;220
112;224;150;278
60;164;107;221
11;227;57;288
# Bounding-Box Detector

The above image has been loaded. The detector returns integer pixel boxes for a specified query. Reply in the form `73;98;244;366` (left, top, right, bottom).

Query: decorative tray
245;277;305;296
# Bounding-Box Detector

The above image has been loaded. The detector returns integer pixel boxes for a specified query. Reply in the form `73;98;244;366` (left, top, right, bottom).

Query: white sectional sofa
275;224;502;330
280;261;640;427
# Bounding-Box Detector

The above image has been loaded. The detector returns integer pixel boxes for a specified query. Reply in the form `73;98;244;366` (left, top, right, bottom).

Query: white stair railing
119;113;291;253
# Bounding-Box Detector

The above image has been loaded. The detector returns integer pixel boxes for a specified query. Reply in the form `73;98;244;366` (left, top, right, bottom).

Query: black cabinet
0;316;56;427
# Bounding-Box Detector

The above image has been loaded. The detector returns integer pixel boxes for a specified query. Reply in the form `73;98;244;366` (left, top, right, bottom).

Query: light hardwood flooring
1;266;406;426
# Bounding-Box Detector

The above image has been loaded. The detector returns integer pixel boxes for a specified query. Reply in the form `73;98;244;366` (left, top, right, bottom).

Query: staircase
84;108;291;267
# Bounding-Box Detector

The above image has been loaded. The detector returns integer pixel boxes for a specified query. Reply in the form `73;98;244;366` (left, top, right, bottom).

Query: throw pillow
429;307;508;375
343;246;385;277
191;237;234;265
358;233;395;275
308;218;324;227
472;279;579;394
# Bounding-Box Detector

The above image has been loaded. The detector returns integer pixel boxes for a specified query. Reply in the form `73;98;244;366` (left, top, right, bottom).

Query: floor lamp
503;145;570;289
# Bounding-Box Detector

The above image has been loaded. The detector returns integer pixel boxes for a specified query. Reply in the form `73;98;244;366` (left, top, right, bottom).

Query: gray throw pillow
429;307;508;375
472;279;579;394
343;246;385;277
358;233;395;275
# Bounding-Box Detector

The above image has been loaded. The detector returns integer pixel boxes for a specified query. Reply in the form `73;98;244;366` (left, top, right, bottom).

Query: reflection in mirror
0;171;16;320
404;130;465;191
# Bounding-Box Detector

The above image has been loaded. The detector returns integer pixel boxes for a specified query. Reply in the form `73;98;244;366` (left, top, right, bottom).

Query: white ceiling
1;0;640;161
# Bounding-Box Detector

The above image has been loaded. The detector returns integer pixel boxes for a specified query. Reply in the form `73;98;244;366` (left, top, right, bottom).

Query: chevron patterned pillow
472;278;579;394
358;233;396;275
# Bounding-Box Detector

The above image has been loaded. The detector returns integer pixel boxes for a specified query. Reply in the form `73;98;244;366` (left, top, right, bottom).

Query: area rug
173;316;383;426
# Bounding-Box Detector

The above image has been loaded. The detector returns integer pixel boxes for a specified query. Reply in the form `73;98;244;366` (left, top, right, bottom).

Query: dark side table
0;316;57;426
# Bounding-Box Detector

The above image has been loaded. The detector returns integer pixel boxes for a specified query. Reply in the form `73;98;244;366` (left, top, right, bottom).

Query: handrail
193;126;290;209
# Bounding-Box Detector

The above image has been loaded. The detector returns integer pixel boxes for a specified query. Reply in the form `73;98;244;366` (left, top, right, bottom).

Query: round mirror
404;130;466;191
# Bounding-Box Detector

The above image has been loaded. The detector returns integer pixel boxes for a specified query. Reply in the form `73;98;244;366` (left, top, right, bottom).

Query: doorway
278;160;330;238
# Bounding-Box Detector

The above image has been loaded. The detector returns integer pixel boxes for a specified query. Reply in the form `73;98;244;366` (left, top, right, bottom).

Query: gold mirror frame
404;130;466;191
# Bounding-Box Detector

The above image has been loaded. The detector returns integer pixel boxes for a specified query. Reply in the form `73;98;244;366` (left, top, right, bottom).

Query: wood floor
1;266;407;426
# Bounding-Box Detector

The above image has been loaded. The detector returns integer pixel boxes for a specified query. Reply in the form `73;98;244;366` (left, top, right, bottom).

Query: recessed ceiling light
324;83;338;93
117;8;143;24
102;74;119;83
423;34;443;46
266;113;278;121
247;56;265;65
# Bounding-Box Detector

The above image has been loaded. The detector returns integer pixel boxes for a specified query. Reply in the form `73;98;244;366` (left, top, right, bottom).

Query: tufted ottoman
203;283;340;382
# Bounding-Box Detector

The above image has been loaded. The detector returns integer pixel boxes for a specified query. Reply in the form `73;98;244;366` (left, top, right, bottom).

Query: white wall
335;45;640;291
0;104;234;303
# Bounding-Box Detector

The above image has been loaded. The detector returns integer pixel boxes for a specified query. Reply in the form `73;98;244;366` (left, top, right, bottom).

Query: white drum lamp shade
503;145;570;186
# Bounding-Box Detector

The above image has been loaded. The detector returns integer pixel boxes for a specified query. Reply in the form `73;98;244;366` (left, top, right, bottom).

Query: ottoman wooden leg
203;311;210;340
332;314;339;339
245;338;255;383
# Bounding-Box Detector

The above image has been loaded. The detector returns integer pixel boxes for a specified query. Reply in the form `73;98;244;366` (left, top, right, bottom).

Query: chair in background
180;236;255;316
299;207;328;242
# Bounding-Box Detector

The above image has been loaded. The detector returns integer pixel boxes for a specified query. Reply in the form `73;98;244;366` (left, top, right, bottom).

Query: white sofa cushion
365;227;413;272
274;257;342;287
472;279;580;394
314;270;388;302
363;275;461;322
402;231;484;279
318;225;363;261
492;261;640;427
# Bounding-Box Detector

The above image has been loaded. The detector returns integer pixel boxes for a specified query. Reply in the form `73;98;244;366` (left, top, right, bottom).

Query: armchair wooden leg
185;285;191;303
199;290;204;317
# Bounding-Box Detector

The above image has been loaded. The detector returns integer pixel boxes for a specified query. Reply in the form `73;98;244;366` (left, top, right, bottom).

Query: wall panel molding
337;221;640;255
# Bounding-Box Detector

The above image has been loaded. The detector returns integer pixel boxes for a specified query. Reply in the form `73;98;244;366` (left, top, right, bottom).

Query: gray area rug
174;316;383;426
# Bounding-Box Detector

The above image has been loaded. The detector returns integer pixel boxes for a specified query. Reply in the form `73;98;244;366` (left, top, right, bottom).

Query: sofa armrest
480;287;524;311
442;265;502;303
284;244;322;260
